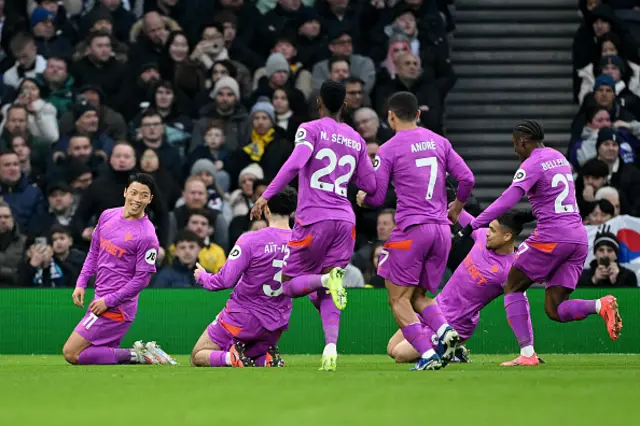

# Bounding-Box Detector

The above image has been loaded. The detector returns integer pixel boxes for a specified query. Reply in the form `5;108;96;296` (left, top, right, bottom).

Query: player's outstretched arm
261;136;314;201
457;209;475;228
196;241;251;291
446;147;475;206
470;186;525;230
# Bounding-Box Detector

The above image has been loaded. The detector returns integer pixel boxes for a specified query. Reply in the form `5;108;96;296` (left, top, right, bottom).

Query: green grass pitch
1;354;637;426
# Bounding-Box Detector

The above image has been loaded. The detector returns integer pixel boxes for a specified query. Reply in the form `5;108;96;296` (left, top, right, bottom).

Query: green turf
1;355;637;426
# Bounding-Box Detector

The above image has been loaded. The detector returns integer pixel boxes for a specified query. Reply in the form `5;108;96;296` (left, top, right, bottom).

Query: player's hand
356;190;368;208
447;199;464;224
607;263;620;284
72;287;85;308
89;298;108;315
250;196;270;220
453;224;473;245
194;262;206;282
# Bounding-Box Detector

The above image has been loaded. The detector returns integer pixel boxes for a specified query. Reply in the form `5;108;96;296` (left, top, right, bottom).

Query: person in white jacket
0;78;59;144
2;32;47;90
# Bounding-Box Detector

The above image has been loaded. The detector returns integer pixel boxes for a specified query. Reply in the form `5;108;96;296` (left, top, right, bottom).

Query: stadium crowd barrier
0;289;637;355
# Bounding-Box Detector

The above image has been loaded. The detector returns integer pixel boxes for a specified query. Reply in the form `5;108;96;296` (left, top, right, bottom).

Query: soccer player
251;80;376;371
62;173;176;365
388;209;542;366
357;91;475;370
456;120;623;365
191;187;298;368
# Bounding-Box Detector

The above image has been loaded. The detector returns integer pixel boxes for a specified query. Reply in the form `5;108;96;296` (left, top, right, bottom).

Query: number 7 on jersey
416;157;438;200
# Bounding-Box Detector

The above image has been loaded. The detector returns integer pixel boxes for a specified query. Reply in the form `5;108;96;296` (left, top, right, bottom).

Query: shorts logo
513;169;527;183
229;245;242;260
373;155;381;171
144;248;157;265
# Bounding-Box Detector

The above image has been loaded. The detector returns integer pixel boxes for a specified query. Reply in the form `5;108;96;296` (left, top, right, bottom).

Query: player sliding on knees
191;187;298;368
62;173;177;366
388;209;543;366
251;80;377;371
357;92;475;370
455;120;623;366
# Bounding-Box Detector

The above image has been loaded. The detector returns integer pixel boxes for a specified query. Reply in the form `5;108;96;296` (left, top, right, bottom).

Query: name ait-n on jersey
410;139;437;153
264;242;288;254
319;131;362;151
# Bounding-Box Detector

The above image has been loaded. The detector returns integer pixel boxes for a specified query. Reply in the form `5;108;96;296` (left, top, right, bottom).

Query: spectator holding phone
579;226;638;287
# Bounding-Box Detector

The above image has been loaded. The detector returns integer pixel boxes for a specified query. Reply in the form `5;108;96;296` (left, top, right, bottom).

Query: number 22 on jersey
310;148;356;197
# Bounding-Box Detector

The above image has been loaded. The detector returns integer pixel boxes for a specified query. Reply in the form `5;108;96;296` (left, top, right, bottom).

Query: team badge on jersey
229;245;242;260
373;155;381;171
144;248;157;265
295;128;307;144
513;169;527;183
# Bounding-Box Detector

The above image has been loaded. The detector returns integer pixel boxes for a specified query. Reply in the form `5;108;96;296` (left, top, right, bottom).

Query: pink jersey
262;117;376;226
512;148;587;244
76;207;159;321
364;127;474;230
197;227;293;331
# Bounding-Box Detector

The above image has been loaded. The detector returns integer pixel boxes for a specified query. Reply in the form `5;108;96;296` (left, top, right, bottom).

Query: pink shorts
74;308;132;347
514;239;588;290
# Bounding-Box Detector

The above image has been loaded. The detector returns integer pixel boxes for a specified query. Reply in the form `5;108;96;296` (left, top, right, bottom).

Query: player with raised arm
191;187;297;368
455;120;623;365
357;91;475;370
388;209;543;366
62;173;176;366
251;80;376;371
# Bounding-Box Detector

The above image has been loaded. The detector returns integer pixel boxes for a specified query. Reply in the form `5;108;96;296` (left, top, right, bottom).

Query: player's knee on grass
391;340;420;363
387;330;405;358
62;343;80;365
62;332;91;365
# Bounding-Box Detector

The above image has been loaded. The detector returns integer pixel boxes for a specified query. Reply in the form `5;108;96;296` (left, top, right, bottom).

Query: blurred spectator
9;133;47;186
1;78;59;144
342;76;369;127
75;6;129;63
272;87;305;142
259;0;307;56
19;224;84;287
175;159;231;222
43;180;77;228
152;230;201;288
312;27;375;94
343;263;365;288
65;159;93;192
116;61;162;121
51;133;107;181
576;158;610;216
229;172;266;246
215;0;263;52
30;7;74;58
578;50;640;107
159;30;207;99
192;76;250;153
0;201;26;287
167;208;226;273
185;119;230;184
229;97;293;183
249;51;306;116
214;9;264;73
89;1;136;44
0;150;47;235
353;107;393;143
3;32;47;89
327;54;349;82
352;208;395;279
134;109;182;181
584;198;615;225
55;101;115;158
35;56;75;119
59;85;128;142
294;7;326;70
138;147;181;210
128;11;176;69
595;185;621;216
315;1;360;49
569;105;611;167
578;227;637;287
368;241;385;288
70;141;169;249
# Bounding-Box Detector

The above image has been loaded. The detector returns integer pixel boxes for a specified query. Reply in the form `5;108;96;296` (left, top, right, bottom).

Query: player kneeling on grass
388;209;544;367
62;173;177;366
191;187;298;367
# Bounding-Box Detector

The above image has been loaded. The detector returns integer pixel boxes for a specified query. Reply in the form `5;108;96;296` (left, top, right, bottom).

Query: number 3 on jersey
310;148;356;197
552;173;578;214
416;157;438;200
265;246;291;297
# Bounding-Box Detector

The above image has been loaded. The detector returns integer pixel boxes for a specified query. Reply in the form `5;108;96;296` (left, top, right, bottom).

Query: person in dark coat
152;230;202;288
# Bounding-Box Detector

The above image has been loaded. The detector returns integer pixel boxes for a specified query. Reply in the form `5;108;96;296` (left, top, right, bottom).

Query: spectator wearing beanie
172;159;231;222
578;227;637;288
229;163;265;219
74;6;129;64
576;158;610;217
578;55;640;105
248;52;307;116
54;101;115;158
192;76;250;153
576;127;630;168
83;0;136;44
229;97;293;185
295;8;327;70
30;7;74;59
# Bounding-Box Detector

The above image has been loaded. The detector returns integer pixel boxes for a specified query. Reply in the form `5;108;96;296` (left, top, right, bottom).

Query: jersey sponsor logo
513;169;527;183
144;248;157;265
373;155;381;171
100;237;127;258
463;255;488;286
229;245;242;260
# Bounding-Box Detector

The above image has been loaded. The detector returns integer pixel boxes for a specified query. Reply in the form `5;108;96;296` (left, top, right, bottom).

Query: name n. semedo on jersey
320;131;362;151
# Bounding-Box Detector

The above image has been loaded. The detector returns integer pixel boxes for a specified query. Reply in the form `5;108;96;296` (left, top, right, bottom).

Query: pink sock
77;347;130;365
504;293;534;348
420;304;447;335
313;290;341;345
401;322;434;355
283;275;323;297
209;351;229;367
557;299;597;322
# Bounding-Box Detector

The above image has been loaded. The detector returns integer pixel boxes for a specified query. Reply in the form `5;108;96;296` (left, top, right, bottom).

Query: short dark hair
586;105;610;124
127;173;156;197
213;59;237;78
513;119;545;142
87;30;111;46
320;80;346;113
49;224;73;239
0;149;18;159
69;132;92;142
141;108;163;123
596;199;615;216
186;208;213;225
268;186;298;216
582;158;609;178
329;55;350;71
174;229;203;247
344;76;364;86
497;209;536;236
388;91;419;121
253;179;269;193
202;20;225;36
378;208;396;223
9;133;31;150
7;104;28;117
9;32;34;54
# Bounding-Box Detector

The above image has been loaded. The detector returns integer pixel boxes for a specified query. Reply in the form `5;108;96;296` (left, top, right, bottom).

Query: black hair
49;224;72;238
581;158;609;178
329;55;350;71
268;186;298;216
127;173;156;197
186;208;213;225
585;105;610;124
596;198;615;216
9;132;32;150
388;91;419;121
174;229;203;247
141;108;164;123
512;119;545;142
320;80;346;113
253;178;269;193
213;59;237;78
497;209;536;236
344;76;364;86
201;20;225;36
0;148;18;158
87;30;111;46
